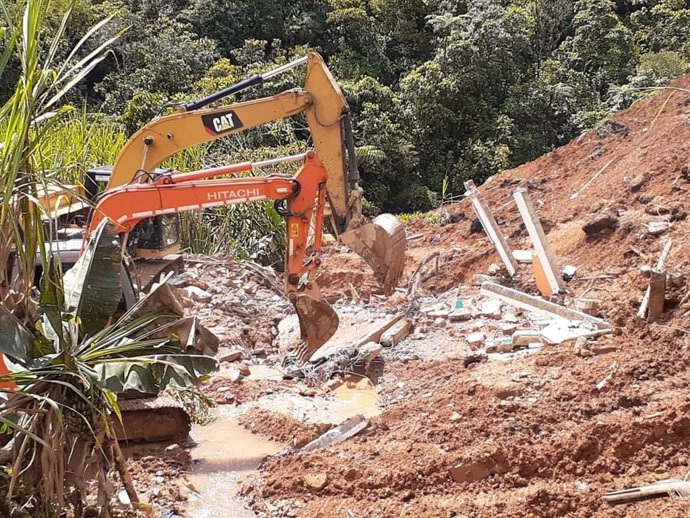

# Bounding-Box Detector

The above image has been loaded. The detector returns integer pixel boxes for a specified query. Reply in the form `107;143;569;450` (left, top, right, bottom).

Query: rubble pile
123;75;690;518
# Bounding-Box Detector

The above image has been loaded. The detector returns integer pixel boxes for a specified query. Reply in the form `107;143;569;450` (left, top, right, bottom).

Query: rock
562;265;577;282
218;350;242;363
165;443;191;462
640;265;652;277
466;332;486;346
238;364;251;377
583;210;619;237
496;341;513;353
343;468;361;481
228;370;243;383
303;473;328;493
470;218;484;234
434;317;447;327
481;299;502;318
474;274;507;286
629;172;649;192
182;286;213;303
644;221;672;235
449;411;461;422
463;353;487;367
487;264;502;275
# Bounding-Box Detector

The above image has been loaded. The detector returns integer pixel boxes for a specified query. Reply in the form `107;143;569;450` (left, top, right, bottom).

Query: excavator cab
96;52;406;362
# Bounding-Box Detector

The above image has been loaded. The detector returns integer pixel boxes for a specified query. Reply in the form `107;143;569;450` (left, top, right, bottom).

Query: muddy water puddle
187;406;282;517
258;374;380;425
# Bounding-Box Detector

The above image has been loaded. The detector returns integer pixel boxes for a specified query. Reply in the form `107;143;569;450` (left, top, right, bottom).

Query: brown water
186;407;282;518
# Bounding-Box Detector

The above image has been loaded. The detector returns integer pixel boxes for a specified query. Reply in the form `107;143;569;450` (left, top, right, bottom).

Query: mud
131;77;690;518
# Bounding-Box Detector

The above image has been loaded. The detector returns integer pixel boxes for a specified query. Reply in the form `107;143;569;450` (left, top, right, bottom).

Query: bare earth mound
245;76;690;517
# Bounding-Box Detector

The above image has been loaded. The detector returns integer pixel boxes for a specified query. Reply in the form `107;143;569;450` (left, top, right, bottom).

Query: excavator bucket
292;293;340;362
340;213;406;294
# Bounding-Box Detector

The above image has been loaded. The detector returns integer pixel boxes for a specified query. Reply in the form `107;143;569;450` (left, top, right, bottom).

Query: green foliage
4;0;690;218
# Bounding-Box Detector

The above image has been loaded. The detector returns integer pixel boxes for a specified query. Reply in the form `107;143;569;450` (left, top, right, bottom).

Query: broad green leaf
99;355;218;394
0;305;33;362
63;219;122;338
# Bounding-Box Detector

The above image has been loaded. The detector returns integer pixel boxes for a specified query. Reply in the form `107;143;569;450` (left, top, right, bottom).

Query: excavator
80;52;406;363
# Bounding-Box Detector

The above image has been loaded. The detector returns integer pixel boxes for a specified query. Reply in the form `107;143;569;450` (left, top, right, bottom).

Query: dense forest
3;0;690;215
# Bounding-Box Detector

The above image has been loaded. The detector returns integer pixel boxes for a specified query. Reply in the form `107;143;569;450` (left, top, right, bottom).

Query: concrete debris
481;282;613;330
481;299;502;319
540;320;601;345
512;250;533;263
182;285;213;303
562;265;577;282
644;220;672;236
380;319;413;347
511;330;542;346
574;298;600;314
449;308;471;322
466;332;486;346
300;415;369;453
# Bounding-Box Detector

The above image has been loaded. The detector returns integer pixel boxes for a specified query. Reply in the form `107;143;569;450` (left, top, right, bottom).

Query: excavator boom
90;52;407;360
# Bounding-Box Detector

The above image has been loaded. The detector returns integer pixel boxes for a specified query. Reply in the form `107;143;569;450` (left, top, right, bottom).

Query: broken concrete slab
539;320;600;345
466;332;486;346
481;282;613;329
449;308;472;322
512;250;533;263
481;299;502;319
300;414;368;453
511;330;542;346
380;319;413;347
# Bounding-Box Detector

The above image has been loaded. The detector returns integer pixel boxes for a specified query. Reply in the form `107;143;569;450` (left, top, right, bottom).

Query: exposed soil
126;76;690;517
236;76;690;517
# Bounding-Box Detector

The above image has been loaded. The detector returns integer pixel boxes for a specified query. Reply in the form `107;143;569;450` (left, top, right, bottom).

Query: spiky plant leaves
99;355;218;394
63;219;122;338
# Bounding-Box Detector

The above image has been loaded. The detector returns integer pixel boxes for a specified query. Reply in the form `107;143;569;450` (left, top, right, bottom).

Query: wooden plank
646;270;666;323
480;282;613;329
464;180;518;276
637;239;672;319
514;189;563;294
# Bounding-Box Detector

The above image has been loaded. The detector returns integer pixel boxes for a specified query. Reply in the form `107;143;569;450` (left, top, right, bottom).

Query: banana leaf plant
0;3;217;516
0;220;217;517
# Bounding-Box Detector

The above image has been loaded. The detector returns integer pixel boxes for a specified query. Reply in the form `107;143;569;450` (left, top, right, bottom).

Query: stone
450;411;461;422
562;265;577;282
343;468;361;481
629;172;649;192
644;221;672;236
496;341;513;353
583;210;619;237
481;299;502;318
218;350;242;363
303;473;328;493
466;332;486;345
511;330;542;346
449;308;471;322
181;285;213;303
488;263;502;275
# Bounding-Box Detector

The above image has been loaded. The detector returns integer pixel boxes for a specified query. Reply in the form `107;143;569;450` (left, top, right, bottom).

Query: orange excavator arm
90;153;337;359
